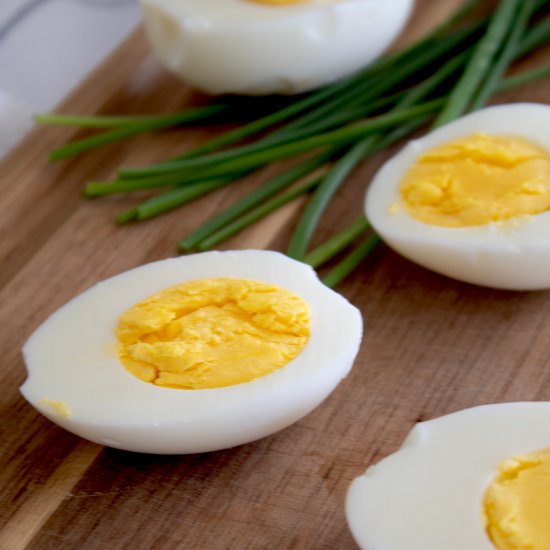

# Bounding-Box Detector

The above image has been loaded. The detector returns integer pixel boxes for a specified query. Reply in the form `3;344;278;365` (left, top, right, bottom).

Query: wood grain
2;2;550;549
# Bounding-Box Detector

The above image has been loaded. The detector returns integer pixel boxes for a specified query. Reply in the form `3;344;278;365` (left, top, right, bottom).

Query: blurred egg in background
140;0;414;95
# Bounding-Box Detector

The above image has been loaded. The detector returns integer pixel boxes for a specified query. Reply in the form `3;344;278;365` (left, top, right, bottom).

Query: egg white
365;103;550;291
140;0;414;95
20;250;362;454
346;402;550;550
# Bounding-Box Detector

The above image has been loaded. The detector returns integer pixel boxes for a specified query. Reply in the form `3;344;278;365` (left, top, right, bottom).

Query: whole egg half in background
139;0;414;95
20;250;363;455
365;103;550;291
346;402;550;550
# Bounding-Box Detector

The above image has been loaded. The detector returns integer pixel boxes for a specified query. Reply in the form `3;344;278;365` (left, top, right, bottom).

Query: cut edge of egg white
140;0;415;95
365;103;550;291
20;250;362;455
346;401;550;550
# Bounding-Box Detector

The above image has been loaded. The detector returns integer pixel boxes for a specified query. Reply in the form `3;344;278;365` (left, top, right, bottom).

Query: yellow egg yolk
483;448;550;550
399;133;550;227
40;398;72;418
116;277;310;389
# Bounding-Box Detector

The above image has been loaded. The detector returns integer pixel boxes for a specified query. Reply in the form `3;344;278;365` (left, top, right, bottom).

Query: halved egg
20;250;362;454
140;0;414;95
346;402;550;550
365;103;550;290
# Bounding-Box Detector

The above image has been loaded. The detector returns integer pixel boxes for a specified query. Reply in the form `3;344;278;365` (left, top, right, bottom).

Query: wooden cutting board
2;2;550;548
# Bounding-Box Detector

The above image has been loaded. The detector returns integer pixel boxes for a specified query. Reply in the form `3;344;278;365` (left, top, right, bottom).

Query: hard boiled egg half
365;103;550;290
140;0;414;95
20;250;362;454
346;402;550;550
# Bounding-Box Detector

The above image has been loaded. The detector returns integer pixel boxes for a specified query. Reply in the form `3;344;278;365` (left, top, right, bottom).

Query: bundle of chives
98;15;481;227
37;0;550;287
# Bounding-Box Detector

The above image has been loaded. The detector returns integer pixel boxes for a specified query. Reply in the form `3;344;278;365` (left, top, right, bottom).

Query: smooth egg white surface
346;402;550;550
365;103;550;290
20;250;362;454
140;0;414;95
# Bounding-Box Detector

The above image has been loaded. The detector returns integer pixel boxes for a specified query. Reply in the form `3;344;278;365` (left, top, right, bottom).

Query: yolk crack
116;278;310;389
400;133;550;227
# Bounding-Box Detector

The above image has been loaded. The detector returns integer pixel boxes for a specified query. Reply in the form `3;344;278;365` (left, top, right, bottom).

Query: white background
0;0;141;157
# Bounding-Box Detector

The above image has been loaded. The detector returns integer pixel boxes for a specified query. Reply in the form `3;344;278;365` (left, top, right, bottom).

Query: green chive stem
48;105;229;161
514;15;550;58
287;138;375;260
304;216;370;268
322;235;382;288
178;150;336;251
470;0;535;111
85;170;244;197
122;177;231;222
35;104;227;129
197;177;323;251
498;64;550;91
434;0;520;127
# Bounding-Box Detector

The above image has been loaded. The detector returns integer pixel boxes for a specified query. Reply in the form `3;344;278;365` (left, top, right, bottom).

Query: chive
287;138;375;260
35;104;227;128
125;177;232;222
498;64;550;91
197;177;323;251
470;1;535;111
116;208;138;225
322;235;382;288
430;0;485;36
86;174;188;197
178;149;336;251
514;15;550;58
304;216;370;269
434;0;520;127
48;105;229;161
36;114;152;128
118;126;315;180
399;50;472;107
84;170;244;197
279;94;403;142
